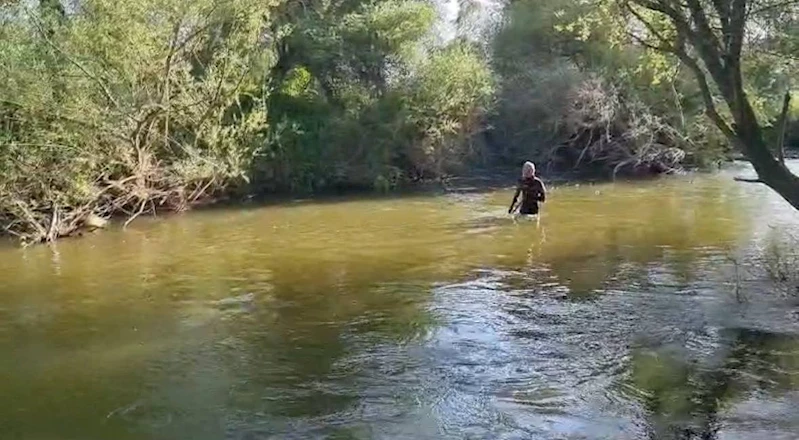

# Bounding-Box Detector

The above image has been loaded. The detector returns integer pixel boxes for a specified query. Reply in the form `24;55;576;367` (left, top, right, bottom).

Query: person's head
522;161;535;178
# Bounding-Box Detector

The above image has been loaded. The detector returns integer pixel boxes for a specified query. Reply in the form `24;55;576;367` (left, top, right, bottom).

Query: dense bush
0;0;276;243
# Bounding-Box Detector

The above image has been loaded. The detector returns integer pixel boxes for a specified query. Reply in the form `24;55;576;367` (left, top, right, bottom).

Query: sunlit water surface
1;162;798;440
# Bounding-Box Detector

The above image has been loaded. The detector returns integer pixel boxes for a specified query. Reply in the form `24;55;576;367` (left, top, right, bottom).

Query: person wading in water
508;161;546;216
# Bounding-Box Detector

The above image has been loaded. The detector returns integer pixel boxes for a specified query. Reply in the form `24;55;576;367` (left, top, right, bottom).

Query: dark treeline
1;0;797;243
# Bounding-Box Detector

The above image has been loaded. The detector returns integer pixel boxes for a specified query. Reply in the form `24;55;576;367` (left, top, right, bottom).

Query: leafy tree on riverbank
556;0;799;208
487;0;730;176
1;0;277;243
259;0;493;192
0;0;492;244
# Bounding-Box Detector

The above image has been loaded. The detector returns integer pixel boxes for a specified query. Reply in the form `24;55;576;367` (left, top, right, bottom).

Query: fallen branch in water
733;177;764;184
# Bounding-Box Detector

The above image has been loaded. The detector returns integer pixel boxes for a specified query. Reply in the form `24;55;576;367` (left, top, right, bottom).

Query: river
1;162;798;440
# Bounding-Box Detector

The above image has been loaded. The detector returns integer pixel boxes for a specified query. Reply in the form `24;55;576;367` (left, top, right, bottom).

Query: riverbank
0;159;714;247
3;147;776;248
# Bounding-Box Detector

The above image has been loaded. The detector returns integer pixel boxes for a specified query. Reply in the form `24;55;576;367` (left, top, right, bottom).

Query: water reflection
626;328;799;439
0;163;797;439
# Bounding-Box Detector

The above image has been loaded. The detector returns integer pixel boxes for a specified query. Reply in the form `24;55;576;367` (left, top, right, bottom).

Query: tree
0;0;495;244
610;0;799;209
487;0;710;176
0;0;275;244
257;0;493;191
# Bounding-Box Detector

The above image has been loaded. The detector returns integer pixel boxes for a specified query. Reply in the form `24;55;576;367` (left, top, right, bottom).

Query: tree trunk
736;112;799;210
627;0;799;210
776;91;790;163
720;77;799;210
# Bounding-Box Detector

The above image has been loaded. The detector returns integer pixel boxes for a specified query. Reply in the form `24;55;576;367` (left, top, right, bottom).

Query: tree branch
627;0;739;142
683;0;727;81
711;0;731;38
633;0;681;19
776;90;791;164
123;199;148;228
677;51;738;142
162;19;183;104
727;0;747;61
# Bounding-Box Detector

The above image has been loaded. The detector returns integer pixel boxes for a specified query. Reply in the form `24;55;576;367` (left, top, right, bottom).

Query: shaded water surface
1;162;799;439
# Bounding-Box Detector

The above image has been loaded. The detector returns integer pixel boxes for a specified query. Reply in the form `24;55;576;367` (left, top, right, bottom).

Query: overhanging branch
625;3;737;143
683;0;727;83
749;0;799;17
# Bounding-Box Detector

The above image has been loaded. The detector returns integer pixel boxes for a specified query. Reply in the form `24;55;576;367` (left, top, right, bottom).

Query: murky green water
1;162;799;440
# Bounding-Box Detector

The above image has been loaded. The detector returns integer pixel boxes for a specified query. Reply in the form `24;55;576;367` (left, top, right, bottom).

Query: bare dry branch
124;199;148;229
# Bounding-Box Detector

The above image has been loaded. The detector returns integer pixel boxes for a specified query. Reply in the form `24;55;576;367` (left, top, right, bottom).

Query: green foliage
0;0;495;242
564;0;799;154
488;0;734;173
396;43;495;176
258;1;492;192
0;0;270;243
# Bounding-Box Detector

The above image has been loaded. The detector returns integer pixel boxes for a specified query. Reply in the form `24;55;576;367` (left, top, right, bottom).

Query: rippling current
1;162;798;440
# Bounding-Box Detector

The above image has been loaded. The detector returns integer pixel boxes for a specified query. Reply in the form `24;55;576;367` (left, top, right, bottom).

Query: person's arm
537;179;546;202
508;186;521;213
